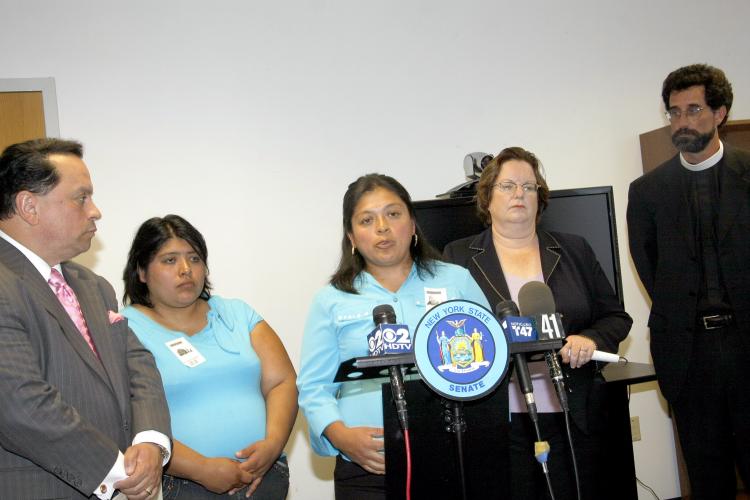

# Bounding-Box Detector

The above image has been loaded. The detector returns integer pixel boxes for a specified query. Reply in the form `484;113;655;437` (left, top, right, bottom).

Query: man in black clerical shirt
628;64;750;499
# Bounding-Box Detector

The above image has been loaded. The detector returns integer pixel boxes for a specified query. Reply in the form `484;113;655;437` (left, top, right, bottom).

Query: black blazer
627;144;750;403
444;229;632;432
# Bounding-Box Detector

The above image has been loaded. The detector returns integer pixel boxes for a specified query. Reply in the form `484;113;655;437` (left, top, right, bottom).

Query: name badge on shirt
424;287;448;310
165;337;206;367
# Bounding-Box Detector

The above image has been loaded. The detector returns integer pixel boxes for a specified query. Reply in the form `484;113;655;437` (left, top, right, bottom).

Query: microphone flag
367;324;412;357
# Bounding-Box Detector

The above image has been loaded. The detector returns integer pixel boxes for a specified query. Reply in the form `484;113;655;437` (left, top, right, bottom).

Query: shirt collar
0;229;60;280
680;140;724;171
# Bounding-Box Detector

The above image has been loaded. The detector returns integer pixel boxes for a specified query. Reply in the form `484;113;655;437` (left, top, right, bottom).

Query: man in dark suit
0;138;171;499
628;64;750;499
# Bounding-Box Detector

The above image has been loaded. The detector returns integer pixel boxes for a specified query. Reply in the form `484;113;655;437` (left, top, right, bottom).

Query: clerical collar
680;141;724;171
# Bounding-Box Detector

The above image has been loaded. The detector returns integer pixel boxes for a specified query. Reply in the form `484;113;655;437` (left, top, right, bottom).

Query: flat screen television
413;186;624;306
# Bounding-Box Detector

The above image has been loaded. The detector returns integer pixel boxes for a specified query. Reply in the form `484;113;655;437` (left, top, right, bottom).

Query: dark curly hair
662;64;733;126
123;214;212;307
330;173;440;293
476;146;549;226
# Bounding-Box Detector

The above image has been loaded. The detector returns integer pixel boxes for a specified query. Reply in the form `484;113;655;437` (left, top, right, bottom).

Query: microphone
519;281;569;411
372;305;409;430
498;299;554;484
591;351;622;363
496;300;538;423
519;280;592;499
518;281;623;363
368;306;412;356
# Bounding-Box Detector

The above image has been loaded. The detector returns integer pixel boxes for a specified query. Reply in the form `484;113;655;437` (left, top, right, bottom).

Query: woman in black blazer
443;146;632;500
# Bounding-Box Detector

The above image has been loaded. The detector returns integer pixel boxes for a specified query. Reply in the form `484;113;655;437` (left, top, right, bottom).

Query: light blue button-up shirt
297;261;489;456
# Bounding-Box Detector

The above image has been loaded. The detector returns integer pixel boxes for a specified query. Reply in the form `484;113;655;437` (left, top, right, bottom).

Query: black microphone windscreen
518;281;556;316
495;300;519;319
373;304;397;325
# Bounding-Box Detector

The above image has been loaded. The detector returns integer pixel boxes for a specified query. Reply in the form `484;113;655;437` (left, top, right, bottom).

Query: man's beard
671;127;715;153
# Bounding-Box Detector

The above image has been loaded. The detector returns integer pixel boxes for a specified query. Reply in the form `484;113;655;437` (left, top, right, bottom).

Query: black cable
636;477;661;499
545;351;577;500
563;410;582;500
530;417;556;500
444;400;468;500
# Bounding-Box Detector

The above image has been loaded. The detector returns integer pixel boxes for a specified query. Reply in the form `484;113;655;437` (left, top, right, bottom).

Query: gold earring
413;234;418;248
351;245;356;256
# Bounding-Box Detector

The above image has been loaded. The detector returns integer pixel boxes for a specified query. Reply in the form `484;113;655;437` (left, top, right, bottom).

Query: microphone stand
496;300;557;500
336;353;474;500
517;358;556;500
337;353;414;499
442;399;468;500
546;351;582;500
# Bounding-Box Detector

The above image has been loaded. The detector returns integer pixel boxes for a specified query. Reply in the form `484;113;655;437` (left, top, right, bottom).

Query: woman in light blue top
297;174;489;499
122;215;297;500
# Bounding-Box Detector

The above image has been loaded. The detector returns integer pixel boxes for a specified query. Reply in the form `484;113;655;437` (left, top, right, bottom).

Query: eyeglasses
493;181;540;194
665;105;706;122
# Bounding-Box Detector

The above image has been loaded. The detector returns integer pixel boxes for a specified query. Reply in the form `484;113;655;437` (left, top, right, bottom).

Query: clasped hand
113;443;162;499
197;456;253;494
222;438;283;497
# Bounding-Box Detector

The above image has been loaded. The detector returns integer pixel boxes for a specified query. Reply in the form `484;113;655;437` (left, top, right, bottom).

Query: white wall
2;1;749;498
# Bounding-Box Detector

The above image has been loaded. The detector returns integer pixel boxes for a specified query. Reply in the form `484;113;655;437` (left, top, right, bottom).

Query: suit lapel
61;264;119;391
0;238;120;404
0;248;112;386
470;229;511;304
716;147;750;242
538;231;562;282
470;230;563;303
663;159;696;256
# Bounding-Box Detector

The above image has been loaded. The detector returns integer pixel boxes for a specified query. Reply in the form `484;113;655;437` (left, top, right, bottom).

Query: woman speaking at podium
297;174;488;499
444;147;632;500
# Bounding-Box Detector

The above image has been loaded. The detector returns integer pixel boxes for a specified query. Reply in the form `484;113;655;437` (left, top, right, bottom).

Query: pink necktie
48;268;99;357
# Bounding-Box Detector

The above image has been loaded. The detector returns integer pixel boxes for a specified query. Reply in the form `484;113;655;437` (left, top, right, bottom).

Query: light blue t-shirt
297;261;490;457
123;296;266;459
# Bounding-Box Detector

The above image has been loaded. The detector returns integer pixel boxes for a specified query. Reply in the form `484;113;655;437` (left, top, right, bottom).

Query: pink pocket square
108;310;125;324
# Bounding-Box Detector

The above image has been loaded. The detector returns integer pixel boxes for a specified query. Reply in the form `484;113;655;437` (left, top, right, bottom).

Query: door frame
0;77;60;137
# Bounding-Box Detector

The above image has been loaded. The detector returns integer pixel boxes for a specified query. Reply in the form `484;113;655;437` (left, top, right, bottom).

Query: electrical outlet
630;416;641;441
